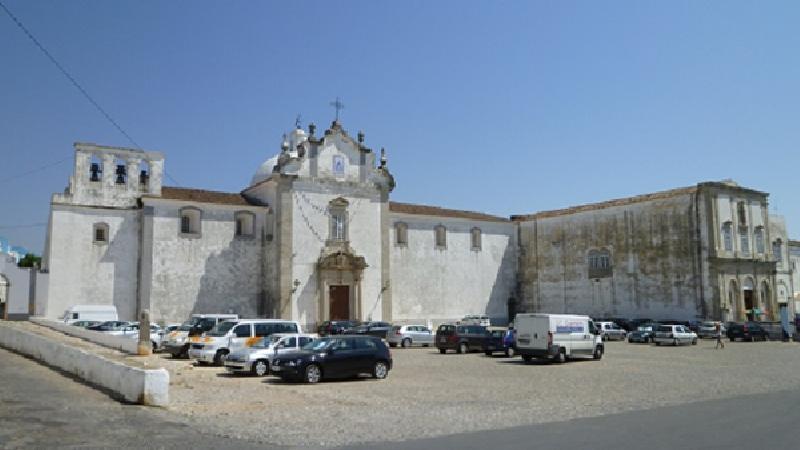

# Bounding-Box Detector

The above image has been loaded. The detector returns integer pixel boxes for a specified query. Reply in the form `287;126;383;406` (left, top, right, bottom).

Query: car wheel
645;336;651;343
554;350;565;363
401;338;411;348
673;338;678;346
522;355;533;364
179;344;190;359
505;347;515;358
484;351;493;356
730;337;735;342
655;341;661;346
438;348;446;354
253;359;269;377
593;346;603;360
152;342;158;352
304;364;322;383
389;342;397;348
373;361;389;379
763;334;769;342
458;343;468;354
692;338;697;345
213;350;228;366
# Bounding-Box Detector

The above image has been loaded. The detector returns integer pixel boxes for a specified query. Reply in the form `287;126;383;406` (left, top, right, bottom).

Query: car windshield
302;338;334;351
208;321;236;337
658;326;673;332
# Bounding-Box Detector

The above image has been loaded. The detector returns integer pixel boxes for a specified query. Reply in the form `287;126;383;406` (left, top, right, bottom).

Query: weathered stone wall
517;192;705;321
389;214;517;326
44;205;140;321
288;181;384;330
143;199;266;323
0;253;35;319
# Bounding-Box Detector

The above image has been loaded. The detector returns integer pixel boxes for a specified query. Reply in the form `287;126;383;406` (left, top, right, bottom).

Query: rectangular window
471;228;482;250
181;216;191;234
236;219;243;236
95;228;106;242
755;228;765;254
395;223;408;246
331;212;346;241
773;241;783;263
435;226;446;248
740;229;749;255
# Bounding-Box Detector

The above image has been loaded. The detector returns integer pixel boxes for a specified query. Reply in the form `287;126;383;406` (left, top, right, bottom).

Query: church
36;120;796;331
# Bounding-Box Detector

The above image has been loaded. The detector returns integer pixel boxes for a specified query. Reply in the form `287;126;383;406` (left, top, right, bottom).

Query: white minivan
188;319;302;365
514;313;604;363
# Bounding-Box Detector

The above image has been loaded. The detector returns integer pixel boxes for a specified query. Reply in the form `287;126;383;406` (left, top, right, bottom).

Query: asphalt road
0;346;270;449
2;344;798;449
344;388;800;450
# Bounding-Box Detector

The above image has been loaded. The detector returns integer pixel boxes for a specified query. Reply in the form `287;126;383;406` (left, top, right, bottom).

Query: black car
270;335;392;383
727;322;770;342
352;321;392;338
317;320;361;336
627;322;661;343
435;324;487;354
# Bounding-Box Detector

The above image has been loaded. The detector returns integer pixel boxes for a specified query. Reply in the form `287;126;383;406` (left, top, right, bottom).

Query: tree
17;253;41;268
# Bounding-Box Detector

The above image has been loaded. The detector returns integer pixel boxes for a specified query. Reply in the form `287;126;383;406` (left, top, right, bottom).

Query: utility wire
0;1;182;187
0;157;70;185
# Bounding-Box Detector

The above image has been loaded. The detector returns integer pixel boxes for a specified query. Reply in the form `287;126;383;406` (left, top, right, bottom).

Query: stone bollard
137;309;152;356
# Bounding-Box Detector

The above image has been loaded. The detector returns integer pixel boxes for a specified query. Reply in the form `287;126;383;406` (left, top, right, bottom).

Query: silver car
596;321;627;341
698;321;726;338
386;325;435;348
224;333;317;376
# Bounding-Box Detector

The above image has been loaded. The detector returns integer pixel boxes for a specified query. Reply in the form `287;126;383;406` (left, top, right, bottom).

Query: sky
1;0;798;254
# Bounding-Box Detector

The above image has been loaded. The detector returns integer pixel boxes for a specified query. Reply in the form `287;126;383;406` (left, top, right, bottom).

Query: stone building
36;121;794;329
512;181;795;323
39;122;517;329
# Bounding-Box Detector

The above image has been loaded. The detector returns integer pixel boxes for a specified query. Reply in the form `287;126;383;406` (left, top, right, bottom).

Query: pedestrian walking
715;322;725;349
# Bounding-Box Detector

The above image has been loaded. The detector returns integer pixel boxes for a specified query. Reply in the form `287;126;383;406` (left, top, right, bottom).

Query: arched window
234;211;255;238
395;222;408;246
739;226;749;255
588;249;612;278
722;222;733;252
471;227;482;251
754;226;765;254
180;207;201;236
328;198;348;242
434;225;447;249
93;222;109;244
773;239;783;264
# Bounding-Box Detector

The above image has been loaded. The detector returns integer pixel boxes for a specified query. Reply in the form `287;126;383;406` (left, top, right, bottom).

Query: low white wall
30;317;138;353
0;322;168;406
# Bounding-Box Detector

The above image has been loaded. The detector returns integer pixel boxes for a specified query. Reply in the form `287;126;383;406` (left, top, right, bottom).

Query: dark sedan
352;321;392;338
727;322;770;342
628;322;660;343
270;335;392;383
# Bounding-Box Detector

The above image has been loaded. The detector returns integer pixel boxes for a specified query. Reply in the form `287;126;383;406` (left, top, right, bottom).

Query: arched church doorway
743;277;755;321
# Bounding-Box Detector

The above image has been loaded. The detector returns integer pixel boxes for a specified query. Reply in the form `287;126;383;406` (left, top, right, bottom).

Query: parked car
270;335;392;383
352;321;392;338
123;322;163;351
627;322;660;343
225;333;317;376
727;322;770;342
482;327;516;357
317;320;361;336
435;324;488;354
697;321;726;339
514;313;603;363
386;325;434;348
70;320;101;328
163;314;239;358
596;321;627;341
188;319;302;365
653;325;698;346
87;321;133;332
461;314;491;327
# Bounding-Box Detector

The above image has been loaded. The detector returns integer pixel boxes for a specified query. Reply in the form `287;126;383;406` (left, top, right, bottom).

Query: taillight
547;331;553;347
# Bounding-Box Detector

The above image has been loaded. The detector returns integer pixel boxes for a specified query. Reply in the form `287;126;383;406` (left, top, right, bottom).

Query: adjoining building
34;121;795;330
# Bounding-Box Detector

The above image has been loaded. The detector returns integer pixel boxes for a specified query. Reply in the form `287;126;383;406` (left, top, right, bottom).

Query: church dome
250;153;280;186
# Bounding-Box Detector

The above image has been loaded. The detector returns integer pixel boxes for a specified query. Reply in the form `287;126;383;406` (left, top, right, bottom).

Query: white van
514;313;603;363
62;305;118;324
162;313;239;358
188;319;302;365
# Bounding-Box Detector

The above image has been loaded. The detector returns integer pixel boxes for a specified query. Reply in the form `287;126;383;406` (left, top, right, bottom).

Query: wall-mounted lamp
292;279;301;294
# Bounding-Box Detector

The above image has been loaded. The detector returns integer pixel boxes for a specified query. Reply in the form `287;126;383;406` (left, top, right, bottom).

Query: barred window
471;227;482;251
722;222;733;251
434;225;446;249
395;222;408;246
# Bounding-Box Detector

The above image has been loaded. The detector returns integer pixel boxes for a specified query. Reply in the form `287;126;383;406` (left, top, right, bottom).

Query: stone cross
137;309;152;356
329;97;344;121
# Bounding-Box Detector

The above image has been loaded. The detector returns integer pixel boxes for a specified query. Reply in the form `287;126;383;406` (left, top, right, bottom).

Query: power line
0;1;182;187
0;157;70;185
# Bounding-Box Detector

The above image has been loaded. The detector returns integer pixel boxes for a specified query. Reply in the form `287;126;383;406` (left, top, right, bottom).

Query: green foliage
17;253;41;268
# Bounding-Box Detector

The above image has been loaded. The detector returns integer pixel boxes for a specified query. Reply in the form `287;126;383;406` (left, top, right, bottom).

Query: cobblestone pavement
5;321;800;448
160;339;800;447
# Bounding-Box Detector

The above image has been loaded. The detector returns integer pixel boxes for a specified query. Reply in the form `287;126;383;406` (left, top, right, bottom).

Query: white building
39;122;517;328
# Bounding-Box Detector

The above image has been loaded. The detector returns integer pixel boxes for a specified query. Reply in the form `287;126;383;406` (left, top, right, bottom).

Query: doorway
329;285;350;320
744;289;755;321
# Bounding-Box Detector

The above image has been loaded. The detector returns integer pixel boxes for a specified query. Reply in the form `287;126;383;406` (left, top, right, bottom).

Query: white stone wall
143;199;266;323
44;205;140;321
0;253;33;318
389;214;517;326
289;181;384;328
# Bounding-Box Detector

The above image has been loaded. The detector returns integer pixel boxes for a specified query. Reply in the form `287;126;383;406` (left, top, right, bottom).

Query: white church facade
35;120;796;330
